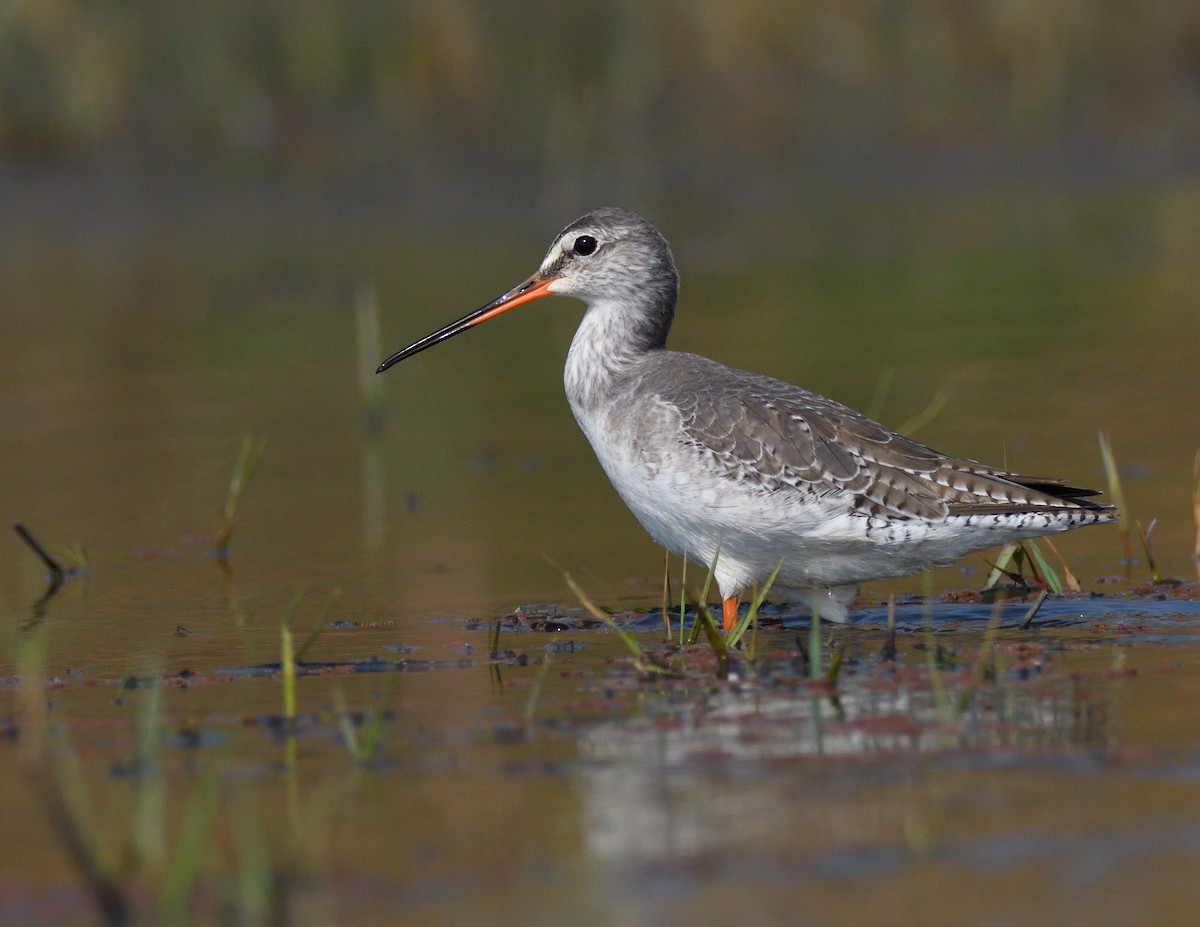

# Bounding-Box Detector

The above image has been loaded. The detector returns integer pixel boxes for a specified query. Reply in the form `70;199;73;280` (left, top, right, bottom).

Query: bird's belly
582;428;886;590
581;424;1090;594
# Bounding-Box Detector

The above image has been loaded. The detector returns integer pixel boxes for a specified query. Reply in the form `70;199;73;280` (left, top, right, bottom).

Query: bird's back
615;350;1111;525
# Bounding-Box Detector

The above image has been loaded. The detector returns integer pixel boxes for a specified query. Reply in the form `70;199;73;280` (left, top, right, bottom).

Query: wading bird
378;208;1114;628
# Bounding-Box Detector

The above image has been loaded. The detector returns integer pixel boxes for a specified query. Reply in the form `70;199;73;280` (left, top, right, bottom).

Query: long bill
376;273;556;374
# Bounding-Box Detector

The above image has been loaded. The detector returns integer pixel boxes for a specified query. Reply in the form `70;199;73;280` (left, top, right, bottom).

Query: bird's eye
572;235;598;256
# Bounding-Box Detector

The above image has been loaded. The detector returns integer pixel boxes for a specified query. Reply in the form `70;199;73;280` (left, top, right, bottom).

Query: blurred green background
4;1;1199;233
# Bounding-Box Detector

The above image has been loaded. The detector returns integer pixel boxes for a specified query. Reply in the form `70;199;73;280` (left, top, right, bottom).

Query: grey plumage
643;352;1107;521
380;206;1116;622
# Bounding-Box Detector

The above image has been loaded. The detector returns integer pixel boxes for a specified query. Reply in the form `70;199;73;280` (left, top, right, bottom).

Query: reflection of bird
378;208;1115;628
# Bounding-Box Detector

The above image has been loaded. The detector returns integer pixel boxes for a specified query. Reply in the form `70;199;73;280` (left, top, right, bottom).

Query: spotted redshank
378;208;1115;629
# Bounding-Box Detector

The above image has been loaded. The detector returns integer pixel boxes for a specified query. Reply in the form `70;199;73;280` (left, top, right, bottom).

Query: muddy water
3;185;1200;924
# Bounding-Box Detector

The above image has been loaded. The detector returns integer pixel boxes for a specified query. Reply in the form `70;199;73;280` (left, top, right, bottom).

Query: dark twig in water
13;523;65;585
20;584;63;631
795;634;809;669
1019;588;1051;630
14;523;72;626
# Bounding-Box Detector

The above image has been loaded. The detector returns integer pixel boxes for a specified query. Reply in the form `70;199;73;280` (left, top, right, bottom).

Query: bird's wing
651;356;1106;522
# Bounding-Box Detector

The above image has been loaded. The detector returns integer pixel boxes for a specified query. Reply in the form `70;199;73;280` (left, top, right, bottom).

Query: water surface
2;183;1199;924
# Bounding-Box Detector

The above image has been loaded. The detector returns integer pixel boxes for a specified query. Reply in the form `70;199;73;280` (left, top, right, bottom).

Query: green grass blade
686;543;722;646
157;767;224;923
281;621;297;722
563;573;642;659
1136;517;1162;584
281;619;298;773
984;542;1019;589
1023;539;1063;594
228;435;267;518
217;434;267;552
826;640;846;689
726;559;781;649
1098;430;1131;576
131;678;166;870
292;586;339;663
694;607;726;662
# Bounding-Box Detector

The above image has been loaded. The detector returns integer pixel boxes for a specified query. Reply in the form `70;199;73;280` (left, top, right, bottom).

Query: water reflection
574;663;1110;862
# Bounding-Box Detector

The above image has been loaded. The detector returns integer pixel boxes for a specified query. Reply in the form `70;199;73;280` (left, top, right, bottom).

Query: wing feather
645;354;1109;522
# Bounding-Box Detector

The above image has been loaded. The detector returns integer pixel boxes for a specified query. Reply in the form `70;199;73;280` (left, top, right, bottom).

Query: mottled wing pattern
651;355;1109;523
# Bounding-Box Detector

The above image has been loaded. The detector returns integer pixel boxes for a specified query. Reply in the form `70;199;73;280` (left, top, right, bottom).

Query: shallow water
3;183;1200;924
7;604;1200;925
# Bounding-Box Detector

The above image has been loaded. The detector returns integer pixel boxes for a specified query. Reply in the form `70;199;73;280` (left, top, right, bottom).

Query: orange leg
721;595;740;632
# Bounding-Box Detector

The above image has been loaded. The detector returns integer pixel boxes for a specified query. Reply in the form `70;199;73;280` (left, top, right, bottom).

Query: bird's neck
564;296;670;415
